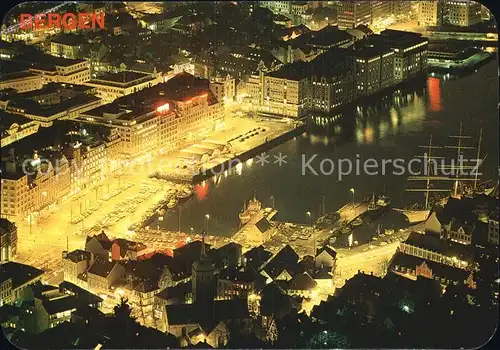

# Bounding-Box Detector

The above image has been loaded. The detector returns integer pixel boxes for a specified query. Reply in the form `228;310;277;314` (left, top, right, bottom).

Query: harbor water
156;61;499;236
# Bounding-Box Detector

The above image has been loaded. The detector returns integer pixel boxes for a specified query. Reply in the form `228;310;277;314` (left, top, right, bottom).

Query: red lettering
19;14;32;29
19;12;104;31
34;14;46;30
62;13;76;30
47;13;61;29
92;12;105;29
77;13;90;29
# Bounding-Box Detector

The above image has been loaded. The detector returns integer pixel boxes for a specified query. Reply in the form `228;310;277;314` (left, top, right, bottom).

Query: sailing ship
239;195;262;226
403;123;495;212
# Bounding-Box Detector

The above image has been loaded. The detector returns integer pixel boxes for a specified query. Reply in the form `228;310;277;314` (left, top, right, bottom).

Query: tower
191;231;215;306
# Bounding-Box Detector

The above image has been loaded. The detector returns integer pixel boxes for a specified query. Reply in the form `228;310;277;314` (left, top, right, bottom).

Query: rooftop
90;71;154;87
50;34;89;46
165;299;249;326
88;258;117;278
403;231;473;262
264;244;300;279
390;251;469;283
15;53;87;70
288;272;317;290
0;262;44;288
0;70;38;82
267;61;310;81
42;295;79;315
65;249;92;264
7;93;101;118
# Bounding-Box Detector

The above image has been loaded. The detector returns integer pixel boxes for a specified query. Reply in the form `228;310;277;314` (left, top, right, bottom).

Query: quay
194;123;305;182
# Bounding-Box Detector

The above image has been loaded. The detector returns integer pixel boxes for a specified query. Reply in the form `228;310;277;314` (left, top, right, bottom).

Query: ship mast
473;128;483;190
443;121;474;197
406;134;448;209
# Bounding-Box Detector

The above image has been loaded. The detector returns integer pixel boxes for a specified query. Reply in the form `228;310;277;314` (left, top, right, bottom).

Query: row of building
58;229;339;345
1;61;228;222
388;195;499;289
259;1;490;29
418;0;490;28
247;29;428;117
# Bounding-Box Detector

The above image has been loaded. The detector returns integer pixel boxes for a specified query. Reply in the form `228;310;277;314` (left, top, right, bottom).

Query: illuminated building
481;4;492;21
49;34;88;59
63;139;108;193
0;218;17;262
418;0;444;27
390;251;475;288
81;72;222;159
158;72;224;143
86;258;125;294
0;71;44;92
354;44;395;97
0;112;41;147
391;1;412;18
262;61;310;117
443;0;482;27
398;231;473;270
4;83;101;123
80;103;168;160
28;56;90;85
371;1;392;22
62;249;93;287
309;52;355;112
337;0;372;29
488;211;499;245
209;75;236;103
217;268;262;300
1;150;70;222
84;71;162;103
372;30;428;83
0;262;44;307
259;1;292;14
260;1;321;17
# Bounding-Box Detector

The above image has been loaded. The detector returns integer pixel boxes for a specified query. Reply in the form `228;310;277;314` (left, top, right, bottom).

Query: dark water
159;61;499;236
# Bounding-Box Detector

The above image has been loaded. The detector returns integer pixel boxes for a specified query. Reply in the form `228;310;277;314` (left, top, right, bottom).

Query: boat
167;198;178;209
351;217;363;227
376;194;391;207
239;196;262;225
366;193;391;216
473;180;497;197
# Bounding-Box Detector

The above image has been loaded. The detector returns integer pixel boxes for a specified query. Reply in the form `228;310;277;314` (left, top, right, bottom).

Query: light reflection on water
156;62;498;236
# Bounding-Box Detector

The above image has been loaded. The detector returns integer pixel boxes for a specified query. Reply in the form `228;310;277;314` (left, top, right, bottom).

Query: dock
393;208;430;224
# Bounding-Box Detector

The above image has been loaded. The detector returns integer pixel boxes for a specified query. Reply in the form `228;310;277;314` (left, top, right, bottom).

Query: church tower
191;231;215;306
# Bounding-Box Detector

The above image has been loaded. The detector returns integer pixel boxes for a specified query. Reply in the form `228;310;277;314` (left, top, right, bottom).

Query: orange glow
200;93;208;98
156;103;170;112
427;77;442;112
364;127;374;144
194;181;209;200
175;240;186;249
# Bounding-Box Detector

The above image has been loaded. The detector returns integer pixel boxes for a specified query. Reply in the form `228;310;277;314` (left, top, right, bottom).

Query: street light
205;214;210;233
306;211;311;226
349;187;355;207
